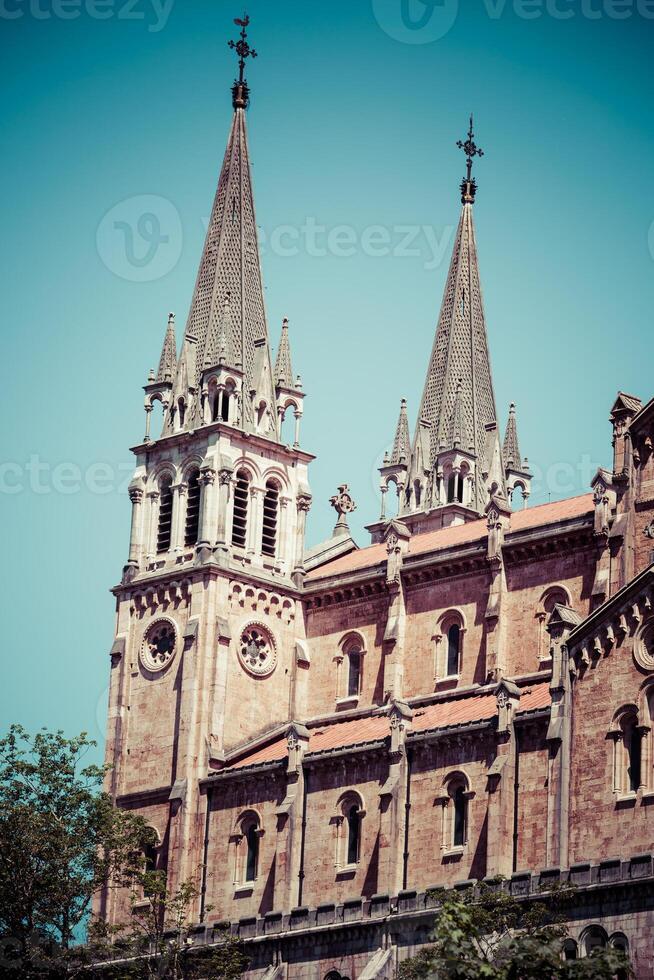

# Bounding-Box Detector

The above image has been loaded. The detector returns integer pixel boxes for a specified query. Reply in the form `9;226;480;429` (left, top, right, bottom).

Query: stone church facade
98;31;654;979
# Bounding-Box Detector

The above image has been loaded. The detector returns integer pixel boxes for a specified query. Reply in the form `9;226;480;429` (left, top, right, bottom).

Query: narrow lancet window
261;480;279;557
184;469;201;547
156;477;173;553
231;470;250;548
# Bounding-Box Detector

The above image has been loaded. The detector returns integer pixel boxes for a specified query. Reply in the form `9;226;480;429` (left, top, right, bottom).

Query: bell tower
101;16;313;917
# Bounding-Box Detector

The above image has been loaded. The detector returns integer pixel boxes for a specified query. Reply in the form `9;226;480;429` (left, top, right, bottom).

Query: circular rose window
141;618;178;673
238;623;277;677
634;619;654;672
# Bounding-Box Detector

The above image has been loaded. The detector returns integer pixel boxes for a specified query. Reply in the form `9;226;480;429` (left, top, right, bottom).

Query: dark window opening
178;399;186;427
261;481;279;557
184;469;201;547
231;471;249;548
347;649;361;697
221;392;230;422
346;804;360;865
453;785;466;847
156;477;173;553
447;623;460;676
447;473;463;503
245;824;259;882
627;724;642;792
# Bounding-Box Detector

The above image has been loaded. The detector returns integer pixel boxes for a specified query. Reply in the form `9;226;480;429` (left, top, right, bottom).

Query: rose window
141;619;177;673
238;623;277;677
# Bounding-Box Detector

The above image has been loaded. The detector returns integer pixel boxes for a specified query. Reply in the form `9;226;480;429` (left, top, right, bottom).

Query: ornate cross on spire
456;114;484;204
228;14;258;109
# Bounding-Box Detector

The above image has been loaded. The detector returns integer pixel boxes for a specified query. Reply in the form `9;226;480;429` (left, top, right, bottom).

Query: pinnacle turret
156;313;177;383
274;318;294;388
390;399;410;465
503;402;522;470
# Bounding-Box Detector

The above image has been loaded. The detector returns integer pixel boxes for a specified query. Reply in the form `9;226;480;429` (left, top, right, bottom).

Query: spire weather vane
229;14;257;86
456;114;484;203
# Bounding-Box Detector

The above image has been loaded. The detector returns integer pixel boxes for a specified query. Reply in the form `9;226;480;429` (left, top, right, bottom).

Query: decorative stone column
247;486;263;558
274;724;310;911
278;495;291;569
196;464;216;563
144;490;159;562
215;462;234;559
293;410;302;448
486;680;521;878
125;480;145;579
171;482;187;554
292;493;312;587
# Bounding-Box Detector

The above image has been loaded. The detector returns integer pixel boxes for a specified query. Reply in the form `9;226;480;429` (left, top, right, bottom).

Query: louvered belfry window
156;477;173;553
184;469;201;547
261;480;279;557
231;470;250;548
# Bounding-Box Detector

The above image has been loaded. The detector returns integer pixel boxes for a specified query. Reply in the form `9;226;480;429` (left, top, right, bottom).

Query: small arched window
581;926;607;957
233;812;262;886
447;471;463;504
221;390;230;422
447;623;461;677
336;793;363;869
261;479;279;557
440;773;471;852
231;469;250;548
414;480;422;507
611;706;642;796
177;398;186;428
562;939;578;961
184;469;201;547
537;586;571;661
156;476;173;553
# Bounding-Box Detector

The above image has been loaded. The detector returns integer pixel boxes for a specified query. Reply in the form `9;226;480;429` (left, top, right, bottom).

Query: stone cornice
130;420;315;464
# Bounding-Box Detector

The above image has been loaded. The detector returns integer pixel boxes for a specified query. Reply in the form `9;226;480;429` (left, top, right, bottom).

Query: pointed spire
179;17;276;432
156;313;177;382
503;402;522;470
274;318;294;388
414;168;501;487
390;398;410;465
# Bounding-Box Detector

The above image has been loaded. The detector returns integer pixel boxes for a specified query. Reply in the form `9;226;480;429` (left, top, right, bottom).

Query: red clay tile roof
224;682;551;772
306;493;593;581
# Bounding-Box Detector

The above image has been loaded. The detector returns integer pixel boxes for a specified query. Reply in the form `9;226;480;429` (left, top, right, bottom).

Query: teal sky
1;0;653;756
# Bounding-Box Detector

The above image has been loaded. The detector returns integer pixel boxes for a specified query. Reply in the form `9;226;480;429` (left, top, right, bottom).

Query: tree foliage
0;725;247;979
398;884;631;980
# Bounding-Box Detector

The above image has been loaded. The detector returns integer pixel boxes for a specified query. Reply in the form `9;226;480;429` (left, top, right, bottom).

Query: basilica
98;19;654;978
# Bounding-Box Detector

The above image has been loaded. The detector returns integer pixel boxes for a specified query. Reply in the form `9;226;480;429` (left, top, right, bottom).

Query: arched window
335;793;364;870
562;939;578;961
610;706;642;796
581;926;607;957
414;480;422;507
210;384;220;422
156;476;173;553
184;469;201;547
261;479;279;557
447;471;463;504
233;812;262;886
231;469;250;548
177;398;186;429
435;613;465;682
447;623;461;677
439;773;472;853
338;635;365;702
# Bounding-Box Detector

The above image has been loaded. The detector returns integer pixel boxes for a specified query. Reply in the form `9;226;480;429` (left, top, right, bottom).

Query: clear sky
1;0;653;757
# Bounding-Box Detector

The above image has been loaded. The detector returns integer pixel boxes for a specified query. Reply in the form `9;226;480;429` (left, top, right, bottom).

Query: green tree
398;884;631;980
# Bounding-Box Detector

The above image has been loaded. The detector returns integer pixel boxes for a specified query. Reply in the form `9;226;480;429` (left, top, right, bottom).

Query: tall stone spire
274;318;294;388
177;15;276;433
374;117;509;536
156;313;177;383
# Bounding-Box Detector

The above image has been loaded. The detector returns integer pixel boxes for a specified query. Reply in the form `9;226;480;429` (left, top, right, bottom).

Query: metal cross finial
228;13;257;85
456;114;484;183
